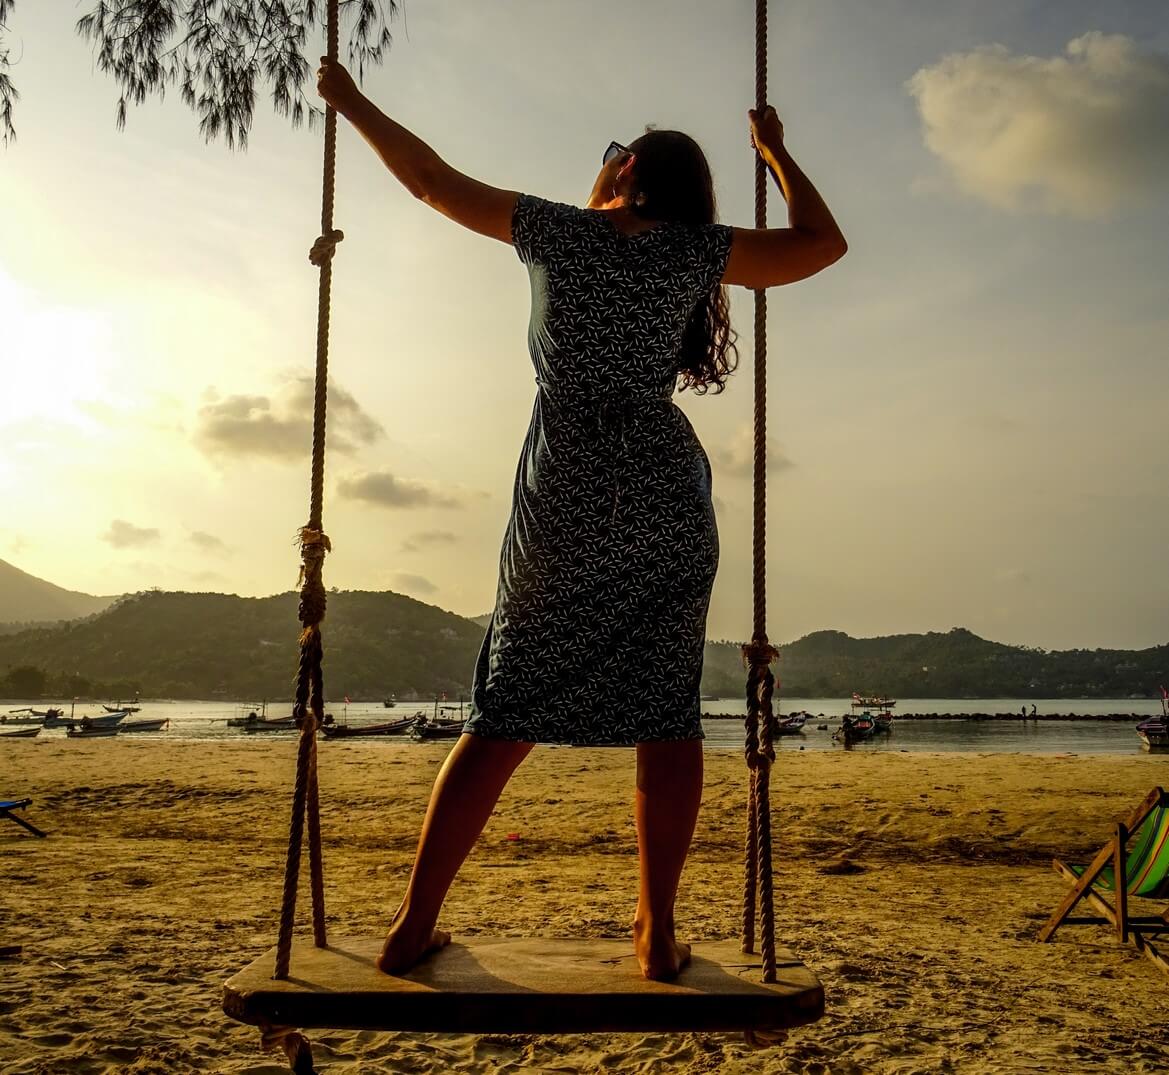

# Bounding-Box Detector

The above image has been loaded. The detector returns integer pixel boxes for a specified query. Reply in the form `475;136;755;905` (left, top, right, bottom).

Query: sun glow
0;267;121;428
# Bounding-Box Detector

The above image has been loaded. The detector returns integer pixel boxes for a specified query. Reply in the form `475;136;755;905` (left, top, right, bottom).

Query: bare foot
633;918;692;981
376;918;451;975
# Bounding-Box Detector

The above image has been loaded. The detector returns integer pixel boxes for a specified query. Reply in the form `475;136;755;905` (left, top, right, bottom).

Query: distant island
0;589;1165;702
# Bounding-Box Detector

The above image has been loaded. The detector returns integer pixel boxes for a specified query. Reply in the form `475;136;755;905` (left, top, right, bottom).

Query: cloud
906;33;1169;217
337;470;480;510
391;572;438;596
195;377;383;461
400;529;461;553
102;519;161;549
709;426;793;480
188;530;230;555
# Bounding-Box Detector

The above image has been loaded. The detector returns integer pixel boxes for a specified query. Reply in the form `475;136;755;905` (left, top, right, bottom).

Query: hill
1;593;1165;701
0;558;116;630
699;628;1169;700
0;589;485;700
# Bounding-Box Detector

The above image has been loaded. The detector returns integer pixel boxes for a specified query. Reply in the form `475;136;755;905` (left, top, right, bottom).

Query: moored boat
1137;689;1169;753
65;724;119;739
411;719;464;741
227;702;269;727
0;726;41;738
242;716;298;733
321;714;420;739
119;718;171;733
103;703;141;714
777;712;808;735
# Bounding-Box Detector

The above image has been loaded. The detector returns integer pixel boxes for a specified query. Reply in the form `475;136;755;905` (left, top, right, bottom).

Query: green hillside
0;589;484;700
1;593;1165;701
0;558;115;629
700;628;1169;700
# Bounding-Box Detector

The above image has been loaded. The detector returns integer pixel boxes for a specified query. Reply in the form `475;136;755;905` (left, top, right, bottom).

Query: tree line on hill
0;592;1165;701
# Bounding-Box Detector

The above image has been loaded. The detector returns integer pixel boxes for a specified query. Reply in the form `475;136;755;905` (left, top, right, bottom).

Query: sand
1;738;1166;1074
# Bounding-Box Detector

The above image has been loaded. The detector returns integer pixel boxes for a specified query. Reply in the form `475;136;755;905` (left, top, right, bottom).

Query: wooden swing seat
222;936;824;1034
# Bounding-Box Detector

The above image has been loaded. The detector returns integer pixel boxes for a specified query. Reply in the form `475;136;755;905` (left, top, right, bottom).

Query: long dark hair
626;129;738;394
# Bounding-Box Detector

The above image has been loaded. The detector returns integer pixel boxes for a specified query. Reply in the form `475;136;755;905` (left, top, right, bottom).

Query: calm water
5;697;1163;755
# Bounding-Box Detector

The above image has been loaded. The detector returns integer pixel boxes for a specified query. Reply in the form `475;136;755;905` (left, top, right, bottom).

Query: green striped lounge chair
1039;786;1169;976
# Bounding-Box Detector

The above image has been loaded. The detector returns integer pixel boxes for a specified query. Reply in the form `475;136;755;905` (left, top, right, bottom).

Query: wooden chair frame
1038;786;1169;975
0;799;46;838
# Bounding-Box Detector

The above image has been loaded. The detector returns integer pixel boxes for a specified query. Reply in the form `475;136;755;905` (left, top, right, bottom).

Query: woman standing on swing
317;59;846;981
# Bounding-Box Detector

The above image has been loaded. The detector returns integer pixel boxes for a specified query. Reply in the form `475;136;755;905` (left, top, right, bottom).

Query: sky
1;1;1167;650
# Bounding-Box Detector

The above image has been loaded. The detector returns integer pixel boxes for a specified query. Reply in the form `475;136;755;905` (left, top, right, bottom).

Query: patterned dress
464;193;734;745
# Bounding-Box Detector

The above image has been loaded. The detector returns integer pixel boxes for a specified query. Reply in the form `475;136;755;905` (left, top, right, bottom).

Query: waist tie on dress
535;379;674;523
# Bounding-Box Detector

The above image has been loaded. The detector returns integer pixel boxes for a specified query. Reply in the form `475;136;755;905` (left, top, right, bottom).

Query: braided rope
274;0;342;981
740;0;780;985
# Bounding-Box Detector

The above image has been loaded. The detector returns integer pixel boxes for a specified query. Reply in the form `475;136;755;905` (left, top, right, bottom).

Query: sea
6;697;1164;756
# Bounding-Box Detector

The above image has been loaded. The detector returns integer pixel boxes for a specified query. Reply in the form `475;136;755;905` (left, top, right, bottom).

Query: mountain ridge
0;589;1165;700
0;558;117;629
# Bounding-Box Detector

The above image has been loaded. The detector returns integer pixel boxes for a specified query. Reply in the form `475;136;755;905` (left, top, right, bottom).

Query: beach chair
1038;786;1169;975
0;799;46;838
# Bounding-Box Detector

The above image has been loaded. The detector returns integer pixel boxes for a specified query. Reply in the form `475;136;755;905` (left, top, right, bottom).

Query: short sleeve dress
463;193;734;745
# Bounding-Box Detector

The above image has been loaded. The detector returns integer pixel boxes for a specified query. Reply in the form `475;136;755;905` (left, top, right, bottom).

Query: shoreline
702;710;1152;721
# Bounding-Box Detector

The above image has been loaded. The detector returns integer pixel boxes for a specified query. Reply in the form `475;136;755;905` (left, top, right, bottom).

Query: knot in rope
308;229;345;267
296;527;332;628
741;639;779;670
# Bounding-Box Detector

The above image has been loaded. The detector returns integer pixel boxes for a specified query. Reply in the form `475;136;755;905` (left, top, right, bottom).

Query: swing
222;2;824;1068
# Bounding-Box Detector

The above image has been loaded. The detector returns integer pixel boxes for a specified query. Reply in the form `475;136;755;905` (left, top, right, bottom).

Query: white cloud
906;33;1169;217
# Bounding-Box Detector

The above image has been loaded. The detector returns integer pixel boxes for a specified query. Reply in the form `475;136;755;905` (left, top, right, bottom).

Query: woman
316;58;846;981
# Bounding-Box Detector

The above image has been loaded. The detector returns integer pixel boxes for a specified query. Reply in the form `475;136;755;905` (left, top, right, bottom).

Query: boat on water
0;726;41;738
412;718;464;741
119;718;170;733
78;710;131;728
382;696;398;709
1137;690;1169;753
834;693;891;743
777;712;808;735
102;703;141;714
320;713;420;739
242;715;298;733
226;702;269;727
411;699;467;741
65;723;119;739
2;710;45;726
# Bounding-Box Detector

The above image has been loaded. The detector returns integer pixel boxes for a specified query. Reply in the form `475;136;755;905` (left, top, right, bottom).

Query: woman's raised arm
318;58;518;244
722;105;847;289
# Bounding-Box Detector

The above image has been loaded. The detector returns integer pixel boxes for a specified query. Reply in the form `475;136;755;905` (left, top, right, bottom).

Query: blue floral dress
464;194;734;745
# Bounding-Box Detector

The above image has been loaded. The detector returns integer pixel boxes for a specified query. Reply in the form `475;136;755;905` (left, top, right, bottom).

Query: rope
740;0;780;984
274;0;342;981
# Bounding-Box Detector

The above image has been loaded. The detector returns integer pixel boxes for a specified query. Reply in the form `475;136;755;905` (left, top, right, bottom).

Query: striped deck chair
0;798;46;838
1039;786;1169;976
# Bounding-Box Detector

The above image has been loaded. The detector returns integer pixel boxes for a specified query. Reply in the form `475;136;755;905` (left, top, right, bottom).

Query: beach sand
1;739;1165;1073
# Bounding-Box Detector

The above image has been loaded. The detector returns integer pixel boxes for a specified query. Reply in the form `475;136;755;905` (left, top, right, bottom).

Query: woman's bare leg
378;732;533;973
633;738;704;980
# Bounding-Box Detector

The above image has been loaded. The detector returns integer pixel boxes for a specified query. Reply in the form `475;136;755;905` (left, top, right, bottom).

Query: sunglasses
602;140;629;165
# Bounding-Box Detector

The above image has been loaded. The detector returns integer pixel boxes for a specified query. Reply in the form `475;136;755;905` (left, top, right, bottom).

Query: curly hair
626;129;738;394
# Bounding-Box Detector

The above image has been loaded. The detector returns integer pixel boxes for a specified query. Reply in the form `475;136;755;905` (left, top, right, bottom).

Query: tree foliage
1;0;400;148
